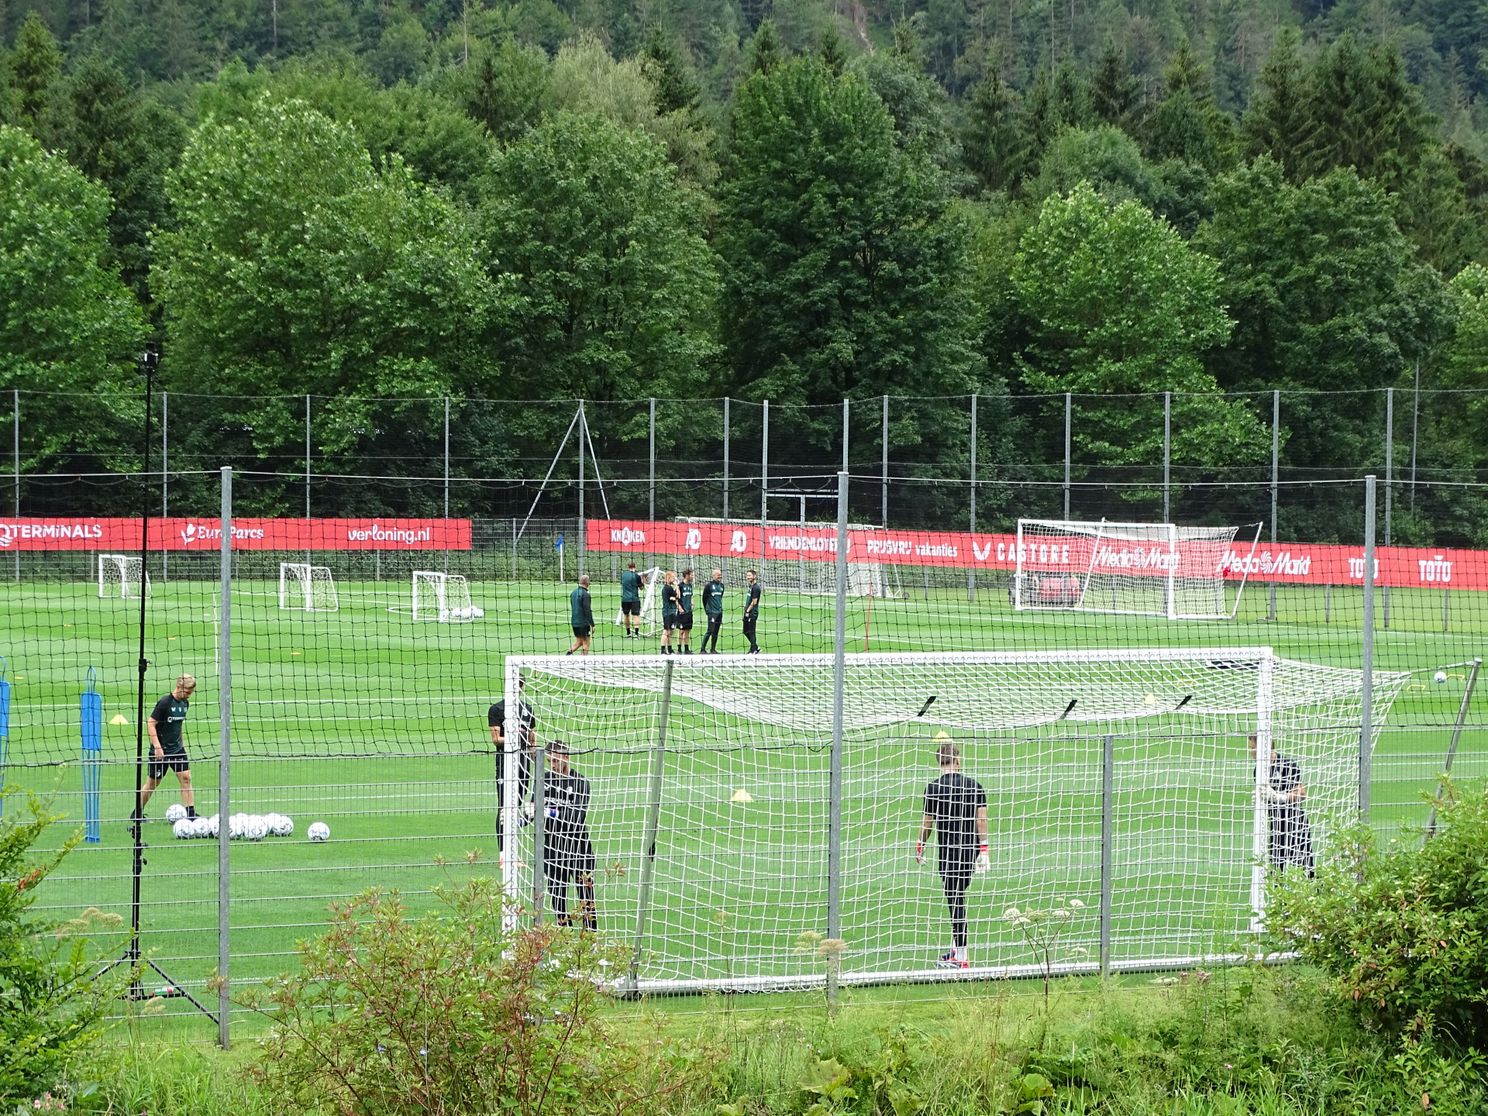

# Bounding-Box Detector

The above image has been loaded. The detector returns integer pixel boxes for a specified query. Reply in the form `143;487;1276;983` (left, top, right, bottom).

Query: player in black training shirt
742;569;762;653
133;673;198;823
1249;735;1314;877
658;569;680;655
536;740;597;931
917;739;989;969
488;681;537;862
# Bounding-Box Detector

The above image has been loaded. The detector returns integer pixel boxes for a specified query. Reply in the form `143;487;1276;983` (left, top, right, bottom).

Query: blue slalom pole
0;656;10;818
81;667;102;843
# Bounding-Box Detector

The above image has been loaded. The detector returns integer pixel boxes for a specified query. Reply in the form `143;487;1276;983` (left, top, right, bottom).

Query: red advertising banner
0;518;472;552
586;519;1488;593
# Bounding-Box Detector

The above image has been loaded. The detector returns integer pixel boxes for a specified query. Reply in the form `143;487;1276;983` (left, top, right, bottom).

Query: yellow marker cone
932;730;952;742
730;788;754;804
109;714;128;725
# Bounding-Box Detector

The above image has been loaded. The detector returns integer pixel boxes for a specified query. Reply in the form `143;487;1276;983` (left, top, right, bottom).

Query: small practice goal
97;554;149;599
1013;519;1261;620
278;562;339;612
614;566;662;633
411;570;483;622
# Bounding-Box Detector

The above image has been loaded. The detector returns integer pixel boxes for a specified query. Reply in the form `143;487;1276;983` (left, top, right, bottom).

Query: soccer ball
246;818;268;841
172;819;194;840
307;822;330;843
228;815;245;840
1434;670;1449;684
269;814;294;837
165;804;187;824
190;817;213;839
206;815;220;838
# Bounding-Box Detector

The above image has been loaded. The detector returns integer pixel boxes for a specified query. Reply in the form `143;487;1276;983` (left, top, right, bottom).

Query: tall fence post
1360;475;1377;823
1162;391;1171;522
842;398;850;478
443;397;451;571
217;466;233;1049
1063;392;1072;519
880;395;889;527
1410;359;1420;514
161;391;169;583
760;400;769;529
304;394;311;519
722;397;731;521
649;397;657;523
1099;732;1114;978
827;470;848;1005
13;389;20;581
577;400;586;578
968;394;978;602
1383;388;1393;629
1268;391;1279;622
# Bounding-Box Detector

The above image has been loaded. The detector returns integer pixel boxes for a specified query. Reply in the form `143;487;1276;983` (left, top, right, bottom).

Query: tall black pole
126;346;157;999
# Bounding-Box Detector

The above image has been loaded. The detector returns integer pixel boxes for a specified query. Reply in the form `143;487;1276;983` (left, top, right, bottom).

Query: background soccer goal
278;562;339;612
676;516;901;599
409;570;481;622
97;553;149;599
503;648;1407;994
1014;520;1262;620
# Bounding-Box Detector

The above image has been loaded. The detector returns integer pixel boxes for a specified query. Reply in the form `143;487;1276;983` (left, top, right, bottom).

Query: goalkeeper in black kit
533;740;597;931
1249;735;1314;877
917;739;989;969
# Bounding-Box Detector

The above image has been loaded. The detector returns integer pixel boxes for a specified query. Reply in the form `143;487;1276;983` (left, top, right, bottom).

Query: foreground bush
243;877;717;1116
0;792;123;1106
1267;778;1488;1043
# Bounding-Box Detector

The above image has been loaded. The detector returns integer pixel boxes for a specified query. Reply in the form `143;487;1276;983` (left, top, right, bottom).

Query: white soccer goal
1014;519;1261;620
503;649;1406;994
676;517;902;598
278;562;339;612
411;570;482;622
97;554;149;599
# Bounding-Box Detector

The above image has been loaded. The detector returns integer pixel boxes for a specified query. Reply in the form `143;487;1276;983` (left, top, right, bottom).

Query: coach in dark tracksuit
699;569;725;653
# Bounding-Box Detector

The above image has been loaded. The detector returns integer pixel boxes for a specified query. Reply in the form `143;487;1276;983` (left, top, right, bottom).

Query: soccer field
2;572;1484;1016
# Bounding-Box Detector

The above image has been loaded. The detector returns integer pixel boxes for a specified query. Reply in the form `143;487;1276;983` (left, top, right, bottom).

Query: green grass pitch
1;572;1484;1019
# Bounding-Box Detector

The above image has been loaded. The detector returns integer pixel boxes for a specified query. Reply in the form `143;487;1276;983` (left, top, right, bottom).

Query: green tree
481;110;718;409
1011;183;1266;485
1241;28;1308;178
455;35;549;143
9;11;59;136
154;97;496;512
1090;39;1139;129
1025;125;1161;208
1142;42;1236;174
718;56;982;467
961;70;1030;195
0;124;147;476
1194;158;1451;534
744;18;783;76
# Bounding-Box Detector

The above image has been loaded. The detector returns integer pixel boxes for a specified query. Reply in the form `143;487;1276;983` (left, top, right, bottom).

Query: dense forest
1;0;1486;540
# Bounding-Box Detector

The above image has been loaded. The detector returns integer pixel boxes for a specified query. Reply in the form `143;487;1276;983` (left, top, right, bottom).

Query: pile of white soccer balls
166;803;329;842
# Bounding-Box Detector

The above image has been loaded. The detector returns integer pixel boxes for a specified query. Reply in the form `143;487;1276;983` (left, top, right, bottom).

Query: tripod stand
96;346;216;1022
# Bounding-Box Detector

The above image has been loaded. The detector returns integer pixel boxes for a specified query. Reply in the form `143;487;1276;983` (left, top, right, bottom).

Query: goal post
97;554;149;599
278;562;339;612
503;648;1406;994
1014;519;1262;619
411;570;482;622
676;516;901;599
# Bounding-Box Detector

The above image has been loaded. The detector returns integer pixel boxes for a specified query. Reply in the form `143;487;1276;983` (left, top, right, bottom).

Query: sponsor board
0;518;471;551
586;520;1488;592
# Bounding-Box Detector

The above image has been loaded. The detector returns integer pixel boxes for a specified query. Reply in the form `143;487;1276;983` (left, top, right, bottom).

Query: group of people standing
612;563;762;654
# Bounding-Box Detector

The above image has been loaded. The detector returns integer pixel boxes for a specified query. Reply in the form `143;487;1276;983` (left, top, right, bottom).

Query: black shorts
572;625;591;638
544;831;597;880
938;854;974;889
620;600;640;616
678;613;693;631
148;751;190;779
662;613;678;630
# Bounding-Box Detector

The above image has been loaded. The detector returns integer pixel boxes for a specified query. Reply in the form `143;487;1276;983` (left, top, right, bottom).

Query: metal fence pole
1099;733;1114;978
1269;391;1279;622
1162;391;1171;522
827;470;848;1005
1383;388;1393;628
1063;392;1072;519
443;397;451;572
1410;359;1420;514
842;398;850;477
217;466;233;1049
881;395;889;527
968;394;977;602
578;401;586;578
161;391;169;583
760;400;769;528
649;397;656;523
722;397;731;521
304;394;312;567
13;389;19;581
1360;475;1377;823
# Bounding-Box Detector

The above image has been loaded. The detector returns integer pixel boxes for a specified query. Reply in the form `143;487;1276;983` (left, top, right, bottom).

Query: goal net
502;649;1406;994
278;562;339;612
411;570;481;622
97;554;149;599
1014;520;1261;619
676;517;901;598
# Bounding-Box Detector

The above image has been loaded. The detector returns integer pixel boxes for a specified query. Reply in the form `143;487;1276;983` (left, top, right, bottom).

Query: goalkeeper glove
519;802;535;827
915;840;925;865
974;844;990;874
